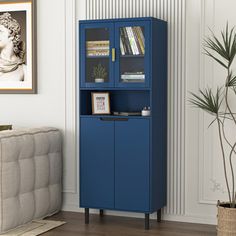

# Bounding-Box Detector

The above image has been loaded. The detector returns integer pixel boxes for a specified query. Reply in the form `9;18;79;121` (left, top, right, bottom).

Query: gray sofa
0;127;62;233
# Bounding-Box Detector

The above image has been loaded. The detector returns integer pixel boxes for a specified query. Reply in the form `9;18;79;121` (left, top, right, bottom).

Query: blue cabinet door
80;22;114;88
114;21;150;88
115;119;150;212
80;117;114;209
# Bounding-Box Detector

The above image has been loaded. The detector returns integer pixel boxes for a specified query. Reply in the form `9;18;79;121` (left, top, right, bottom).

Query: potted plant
190;24;236;235
92;63;107;83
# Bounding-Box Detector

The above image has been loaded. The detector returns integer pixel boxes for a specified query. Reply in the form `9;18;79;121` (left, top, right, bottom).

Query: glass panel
85;28;110;83
119;26;145;83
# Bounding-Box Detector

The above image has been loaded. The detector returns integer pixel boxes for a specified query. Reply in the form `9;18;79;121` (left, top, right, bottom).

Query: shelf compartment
80;90;150;116
85;58;109;83
120;57;145;84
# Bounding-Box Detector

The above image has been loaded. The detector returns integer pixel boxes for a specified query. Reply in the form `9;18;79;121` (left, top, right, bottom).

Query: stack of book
120;26;145;55
121;72;145;83
86;40;109;56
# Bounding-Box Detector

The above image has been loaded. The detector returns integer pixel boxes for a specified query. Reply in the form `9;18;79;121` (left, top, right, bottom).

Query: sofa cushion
0;127;62;233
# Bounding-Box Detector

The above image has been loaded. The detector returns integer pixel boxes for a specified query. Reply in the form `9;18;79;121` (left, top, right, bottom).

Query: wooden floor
42;211;217;236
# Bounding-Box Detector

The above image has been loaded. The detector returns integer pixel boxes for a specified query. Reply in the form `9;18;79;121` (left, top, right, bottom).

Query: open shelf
80;90;150;116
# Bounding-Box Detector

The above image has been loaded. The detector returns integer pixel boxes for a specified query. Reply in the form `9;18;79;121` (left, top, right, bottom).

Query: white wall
1;0;235;226
0;0;65;127
0;0;78;212
186;0;236;224
69;0;236;225
72;0;188;222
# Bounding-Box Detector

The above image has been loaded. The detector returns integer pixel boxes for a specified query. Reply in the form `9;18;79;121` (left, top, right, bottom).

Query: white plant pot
95;78;104;83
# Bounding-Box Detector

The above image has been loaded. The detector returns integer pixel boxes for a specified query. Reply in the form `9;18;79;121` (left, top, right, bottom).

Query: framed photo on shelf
91;92;110;115
0;0;36;94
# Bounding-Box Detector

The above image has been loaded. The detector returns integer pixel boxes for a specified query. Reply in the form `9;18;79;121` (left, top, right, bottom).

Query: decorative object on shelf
95;78;104;83
92;63;107;83
141;107;151;116
91;92;110;114
189;24;236;236
113;111;141;116
120;26;145;55
121;71;145;83
0;0;36;94
86;40;109;56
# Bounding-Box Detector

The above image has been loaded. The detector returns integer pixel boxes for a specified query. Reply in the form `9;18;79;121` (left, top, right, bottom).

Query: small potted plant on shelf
92;63;107;83
190;24;236;235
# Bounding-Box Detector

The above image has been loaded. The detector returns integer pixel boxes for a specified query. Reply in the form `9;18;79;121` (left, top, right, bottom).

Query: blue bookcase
79;17;167;230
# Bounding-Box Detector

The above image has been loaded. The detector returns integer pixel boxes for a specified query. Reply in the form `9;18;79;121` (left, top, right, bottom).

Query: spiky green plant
92;63;107;79
190;24;236;208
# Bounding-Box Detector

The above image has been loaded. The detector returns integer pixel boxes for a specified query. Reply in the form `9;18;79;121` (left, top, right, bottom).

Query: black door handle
100;117;128;121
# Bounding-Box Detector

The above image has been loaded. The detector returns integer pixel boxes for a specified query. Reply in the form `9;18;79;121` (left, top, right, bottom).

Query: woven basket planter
217;203;236;236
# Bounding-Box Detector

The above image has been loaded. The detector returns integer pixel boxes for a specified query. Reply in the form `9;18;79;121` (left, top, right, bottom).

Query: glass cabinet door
80;23;114;87
115;21;150;88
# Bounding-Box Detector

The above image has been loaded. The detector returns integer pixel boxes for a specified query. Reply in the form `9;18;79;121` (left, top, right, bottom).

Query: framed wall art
91;92;111;115
0;0;36;93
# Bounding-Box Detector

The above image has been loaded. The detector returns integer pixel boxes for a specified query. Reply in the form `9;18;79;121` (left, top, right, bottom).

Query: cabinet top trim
79;17;167;24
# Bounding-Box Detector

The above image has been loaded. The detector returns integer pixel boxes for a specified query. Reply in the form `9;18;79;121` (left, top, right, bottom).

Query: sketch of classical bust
0;12;26;82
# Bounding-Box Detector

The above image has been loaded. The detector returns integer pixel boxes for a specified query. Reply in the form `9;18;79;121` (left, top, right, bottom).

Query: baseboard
163;214;216;225
62;202;217;225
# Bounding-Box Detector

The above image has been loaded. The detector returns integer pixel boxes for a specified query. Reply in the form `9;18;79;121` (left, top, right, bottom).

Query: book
113;111;142;116
120;37;125;55
133;27;144;54
132;27;142;55
130;27;140;54
121;72;145;82
87;47;109;50
86;40;109;46
123;27;133;55
123;71;144;74
121;79;145;83
120;28;128;54
126;27;138;55
87;49;109;56
121;74;145;79
136;27;145;51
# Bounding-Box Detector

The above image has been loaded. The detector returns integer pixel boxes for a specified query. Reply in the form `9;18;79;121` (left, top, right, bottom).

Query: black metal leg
157;209;161;222
145;213;149;230
100;209;104;217
85;208;89;224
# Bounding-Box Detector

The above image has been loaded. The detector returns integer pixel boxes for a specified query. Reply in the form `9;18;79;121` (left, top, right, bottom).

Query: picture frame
0;0;37;94
91;92;111;115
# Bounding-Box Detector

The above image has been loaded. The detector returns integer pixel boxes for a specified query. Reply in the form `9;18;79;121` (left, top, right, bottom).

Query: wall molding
64;0;77;193
85;0;187;216
198;0;228;205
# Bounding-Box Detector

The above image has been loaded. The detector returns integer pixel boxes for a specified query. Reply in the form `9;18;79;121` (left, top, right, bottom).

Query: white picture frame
91;92;111;115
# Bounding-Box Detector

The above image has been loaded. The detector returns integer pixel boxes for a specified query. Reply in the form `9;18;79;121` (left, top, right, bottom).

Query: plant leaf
204;49;228;68
204;24;236;69
189;88;223;116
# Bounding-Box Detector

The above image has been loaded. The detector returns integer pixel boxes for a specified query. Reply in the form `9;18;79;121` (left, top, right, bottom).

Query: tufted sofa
0;127;62;233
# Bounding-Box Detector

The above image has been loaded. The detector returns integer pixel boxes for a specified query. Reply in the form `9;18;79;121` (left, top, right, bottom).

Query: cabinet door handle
100;117;128;121
112;48;116;62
